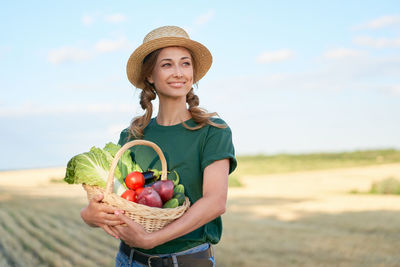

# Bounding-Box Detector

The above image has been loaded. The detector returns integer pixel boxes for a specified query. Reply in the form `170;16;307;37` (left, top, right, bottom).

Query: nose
173;66;183;78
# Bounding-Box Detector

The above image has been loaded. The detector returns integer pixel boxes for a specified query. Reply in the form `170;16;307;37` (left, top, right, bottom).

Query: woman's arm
111;158;230;249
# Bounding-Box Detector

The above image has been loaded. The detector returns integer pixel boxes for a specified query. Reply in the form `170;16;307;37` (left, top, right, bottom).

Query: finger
106;220;125;226
109;226;121;237
103;214;125;223
102;225;119;239
100;205;123;214
103;213;121;221
91;194;104;203
111;225;123;236
113;225;131;241
114;211;133;225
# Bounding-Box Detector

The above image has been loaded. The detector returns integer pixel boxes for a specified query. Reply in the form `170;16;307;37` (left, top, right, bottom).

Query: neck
156;97;191;126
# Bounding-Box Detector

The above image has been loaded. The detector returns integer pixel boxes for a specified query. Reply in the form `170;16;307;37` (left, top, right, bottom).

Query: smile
168;82;185;88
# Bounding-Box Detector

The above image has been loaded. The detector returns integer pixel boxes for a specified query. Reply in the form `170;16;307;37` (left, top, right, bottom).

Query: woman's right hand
80;194;125;238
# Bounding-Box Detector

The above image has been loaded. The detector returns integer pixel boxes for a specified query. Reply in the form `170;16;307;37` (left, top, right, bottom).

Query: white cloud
195;10;215;26
81;13;127;26
353;15;400;30
387;85;400;96
197;54;400;154
353;36;400;48
0;102;135;117
184;10;215;36
48;36;134;64
48;46;92;64
104;13;126;23
306;55;400;92
323;48;366;59
182;26;194;36
206;53;400;98
257;49;295;63
82;14;95;26
94;37;131;53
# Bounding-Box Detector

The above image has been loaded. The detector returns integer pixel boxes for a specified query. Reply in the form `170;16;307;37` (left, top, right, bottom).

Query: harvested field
1;164;400;266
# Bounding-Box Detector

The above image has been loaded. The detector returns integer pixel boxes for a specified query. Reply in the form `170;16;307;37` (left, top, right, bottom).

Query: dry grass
218;163;400;266
1;164;400;266
0;189;119;267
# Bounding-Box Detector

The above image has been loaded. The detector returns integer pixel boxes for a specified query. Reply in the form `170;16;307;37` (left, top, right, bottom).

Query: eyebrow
160;56;191;62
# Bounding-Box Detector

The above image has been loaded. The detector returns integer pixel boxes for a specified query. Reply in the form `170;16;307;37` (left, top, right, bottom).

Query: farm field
1;163;400;266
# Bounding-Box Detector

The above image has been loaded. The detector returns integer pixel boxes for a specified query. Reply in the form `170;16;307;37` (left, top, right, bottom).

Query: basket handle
105;140;168;195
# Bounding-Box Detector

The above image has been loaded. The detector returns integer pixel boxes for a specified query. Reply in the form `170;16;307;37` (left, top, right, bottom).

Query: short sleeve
118;128;130;146
201;123;237;174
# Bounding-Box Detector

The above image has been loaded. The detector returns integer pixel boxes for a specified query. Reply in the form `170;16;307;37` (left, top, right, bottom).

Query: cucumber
173;184;185;195
167;170;180;186
174;192;185;205
163;198;179;209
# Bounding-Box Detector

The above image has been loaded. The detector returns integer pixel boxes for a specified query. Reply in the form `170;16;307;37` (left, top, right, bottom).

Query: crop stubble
1;163;400;266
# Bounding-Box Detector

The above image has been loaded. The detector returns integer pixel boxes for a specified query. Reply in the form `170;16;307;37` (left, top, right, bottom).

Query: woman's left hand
111;211;155;249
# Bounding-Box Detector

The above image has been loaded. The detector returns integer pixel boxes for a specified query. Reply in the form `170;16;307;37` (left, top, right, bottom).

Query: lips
168;81;186;88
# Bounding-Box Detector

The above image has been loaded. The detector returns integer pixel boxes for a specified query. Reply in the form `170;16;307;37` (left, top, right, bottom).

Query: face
147;46;194;99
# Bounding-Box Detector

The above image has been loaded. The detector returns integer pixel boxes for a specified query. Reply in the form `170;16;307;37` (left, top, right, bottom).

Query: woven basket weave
83;140;190;233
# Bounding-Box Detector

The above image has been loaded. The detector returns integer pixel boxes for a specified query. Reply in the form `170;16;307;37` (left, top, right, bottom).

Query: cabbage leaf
103;142;142;179
64;142;141;195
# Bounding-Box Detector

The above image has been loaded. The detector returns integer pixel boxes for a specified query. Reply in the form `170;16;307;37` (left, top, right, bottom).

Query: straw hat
126;26;212;89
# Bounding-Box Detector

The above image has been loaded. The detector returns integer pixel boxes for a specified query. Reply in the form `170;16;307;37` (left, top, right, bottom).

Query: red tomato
135;187;145;196
125;171;145;190
121;189;137;202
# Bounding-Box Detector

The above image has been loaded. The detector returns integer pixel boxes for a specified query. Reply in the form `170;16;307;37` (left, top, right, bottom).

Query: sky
1;1;399;170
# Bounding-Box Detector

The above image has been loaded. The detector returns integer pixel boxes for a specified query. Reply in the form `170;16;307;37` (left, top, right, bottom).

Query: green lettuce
103;142;120;157
103;142;142;179
64;142;141;195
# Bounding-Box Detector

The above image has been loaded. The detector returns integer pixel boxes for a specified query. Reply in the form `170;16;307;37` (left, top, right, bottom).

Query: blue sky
1;1;399;170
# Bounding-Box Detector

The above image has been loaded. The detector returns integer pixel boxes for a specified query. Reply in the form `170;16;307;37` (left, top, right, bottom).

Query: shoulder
120;128;130;135
210;117;227;125
203;117;233;141
118;128;131;146
208;117;232;133
118;119;156;145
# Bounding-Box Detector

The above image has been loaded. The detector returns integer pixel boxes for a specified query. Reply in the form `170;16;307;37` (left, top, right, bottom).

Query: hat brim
126;37;212;89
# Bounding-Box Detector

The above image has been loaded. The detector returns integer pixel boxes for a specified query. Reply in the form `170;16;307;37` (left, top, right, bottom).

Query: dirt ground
228;163;400;221
0;167;84;199
1;163;400;227
220;163;400;266
1;164;400;266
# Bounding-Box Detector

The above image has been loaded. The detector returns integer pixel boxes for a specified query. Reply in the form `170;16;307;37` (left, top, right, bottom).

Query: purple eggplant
143;169;162;185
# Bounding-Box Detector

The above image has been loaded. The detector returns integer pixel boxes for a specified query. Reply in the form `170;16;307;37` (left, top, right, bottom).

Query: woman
81;26;236;267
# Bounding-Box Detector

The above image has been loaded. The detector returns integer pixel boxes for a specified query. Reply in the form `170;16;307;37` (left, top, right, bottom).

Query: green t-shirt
118;117;237;254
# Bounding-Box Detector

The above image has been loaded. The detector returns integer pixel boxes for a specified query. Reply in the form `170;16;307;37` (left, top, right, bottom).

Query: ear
146;75;154;84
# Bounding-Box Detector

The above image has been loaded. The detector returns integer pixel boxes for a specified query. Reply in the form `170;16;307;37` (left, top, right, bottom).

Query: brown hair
128;47;226;139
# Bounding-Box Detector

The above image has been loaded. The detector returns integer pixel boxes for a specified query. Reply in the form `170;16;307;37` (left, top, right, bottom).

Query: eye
161;63;171;67
183;61;191;66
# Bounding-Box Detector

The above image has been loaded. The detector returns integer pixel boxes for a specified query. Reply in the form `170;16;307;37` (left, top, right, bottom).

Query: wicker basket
83;140;190;232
